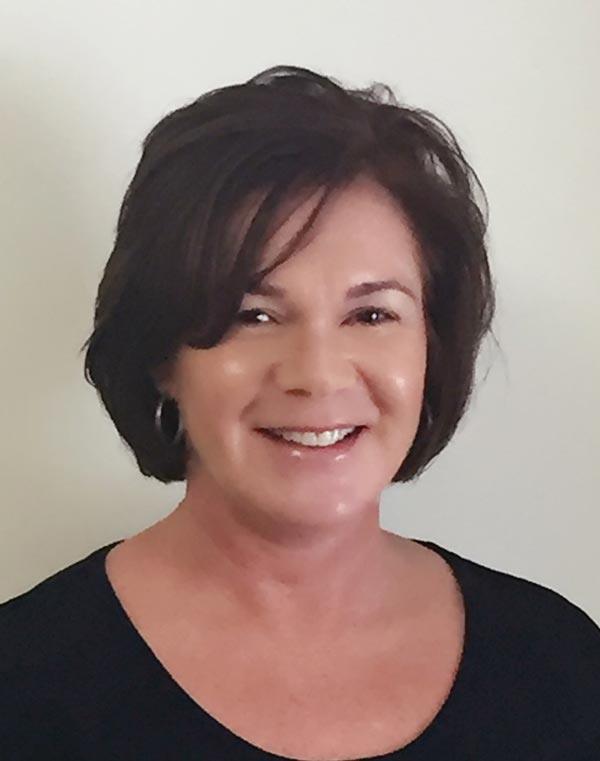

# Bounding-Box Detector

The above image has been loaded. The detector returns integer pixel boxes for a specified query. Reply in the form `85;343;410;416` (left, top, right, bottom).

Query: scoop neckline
90;536;474;760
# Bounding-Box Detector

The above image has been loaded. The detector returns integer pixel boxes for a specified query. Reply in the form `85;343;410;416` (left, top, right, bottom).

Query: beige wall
1;0;598;621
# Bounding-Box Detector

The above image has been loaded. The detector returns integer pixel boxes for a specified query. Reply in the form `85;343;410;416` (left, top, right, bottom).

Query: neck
138;488;417;641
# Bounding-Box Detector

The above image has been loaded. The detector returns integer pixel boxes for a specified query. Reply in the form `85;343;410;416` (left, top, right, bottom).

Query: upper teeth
269;427;357;446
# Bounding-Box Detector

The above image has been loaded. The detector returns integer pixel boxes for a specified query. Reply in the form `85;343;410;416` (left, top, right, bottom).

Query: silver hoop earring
155;394;184;446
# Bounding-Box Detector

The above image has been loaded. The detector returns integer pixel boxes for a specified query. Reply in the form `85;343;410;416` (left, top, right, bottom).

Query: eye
349;307;399;326
235;308;274;326
234;307;399;327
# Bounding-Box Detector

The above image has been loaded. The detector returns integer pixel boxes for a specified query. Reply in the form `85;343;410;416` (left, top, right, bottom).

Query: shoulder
447;542;600;647
437;542;600;753
0;545;116;729
422;538;600;633
0;544;111;658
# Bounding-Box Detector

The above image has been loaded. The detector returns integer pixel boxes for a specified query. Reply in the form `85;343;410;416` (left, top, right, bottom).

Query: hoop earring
155;394;184;446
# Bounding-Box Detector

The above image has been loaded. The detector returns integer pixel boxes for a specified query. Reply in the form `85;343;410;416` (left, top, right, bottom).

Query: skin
118;173;430;647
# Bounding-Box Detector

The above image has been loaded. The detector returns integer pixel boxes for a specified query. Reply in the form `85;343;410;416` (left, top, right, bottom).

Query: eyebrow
246;279;418;302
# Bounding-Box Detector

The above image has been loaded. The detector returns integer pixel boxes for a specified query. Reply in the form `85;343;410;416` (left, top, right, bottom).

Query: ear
151;360;177;400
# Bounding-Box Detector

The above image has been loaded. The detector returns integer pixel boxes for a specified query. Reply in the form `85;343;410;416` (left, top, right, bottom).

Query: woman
1;65;599;760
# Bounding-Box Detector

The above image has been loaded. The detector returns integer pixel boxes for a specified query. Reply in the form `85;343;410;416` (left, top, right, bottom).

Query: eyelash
235;307;400;328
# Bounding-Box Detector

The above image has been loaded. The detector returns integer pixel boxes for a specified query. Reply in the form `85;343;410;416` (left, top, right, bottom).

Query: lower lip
255;426;367;466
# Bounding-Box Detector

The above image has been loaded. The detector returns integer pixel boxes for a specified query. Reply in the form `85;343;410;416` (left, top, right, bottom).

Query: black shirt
1;538;599;760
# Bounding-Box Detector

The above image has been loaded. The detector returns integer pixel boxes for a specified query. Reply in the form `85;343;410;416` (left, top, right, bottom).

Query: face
161;175;428;533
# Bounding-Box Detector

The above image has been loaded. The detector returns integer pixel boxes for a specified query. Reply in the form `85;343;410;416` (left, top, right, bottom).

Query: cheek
178;354;256;421
378;337;427;404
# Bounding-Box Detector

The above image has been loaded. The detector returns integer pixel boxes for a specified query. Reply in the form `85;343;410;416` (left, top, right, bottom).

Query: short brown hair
82;64;496;484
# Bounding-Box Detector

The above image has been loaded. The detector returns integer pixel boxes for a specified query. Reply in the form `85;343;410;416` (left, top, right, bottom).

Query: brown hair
81;64;496;483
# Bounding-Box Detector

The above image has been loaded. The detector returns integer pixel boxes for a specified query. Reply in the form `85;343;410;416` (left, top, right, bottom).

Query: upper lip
257;424;366;433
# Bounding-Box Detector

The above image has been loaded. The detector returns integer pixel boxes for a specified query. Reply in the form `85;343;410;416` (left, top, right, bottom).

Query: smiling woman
80;66;494;487
1;64;599;761
148;172;433;531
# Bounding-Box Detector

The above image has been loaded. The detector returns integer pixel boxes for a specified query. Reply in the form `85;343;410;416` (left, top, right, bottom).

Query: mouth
255;425;367;452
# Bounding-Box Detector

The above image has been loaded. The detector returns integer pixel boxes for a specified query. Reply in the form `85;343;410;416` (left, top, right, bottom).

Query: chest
166;624;463;760
106;546;465;760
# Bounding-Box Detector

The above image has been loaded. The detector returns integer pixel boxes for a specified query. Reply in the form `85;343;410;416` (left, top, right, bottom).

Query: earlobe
151;362;176;400
158;383;176;400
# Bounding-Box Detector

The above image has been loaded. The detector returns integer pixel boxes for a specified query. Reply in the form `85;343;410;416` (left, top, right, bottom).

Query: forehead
259;176;423;287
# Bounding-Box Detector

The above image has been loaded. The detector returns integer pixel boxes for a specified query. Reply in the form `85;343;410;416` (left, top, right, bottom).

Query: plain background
1;1;598;622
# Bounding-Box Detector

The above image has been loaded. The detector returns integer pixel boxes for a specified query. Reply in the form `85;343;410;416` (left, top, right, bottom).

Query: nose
273;326;358;396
